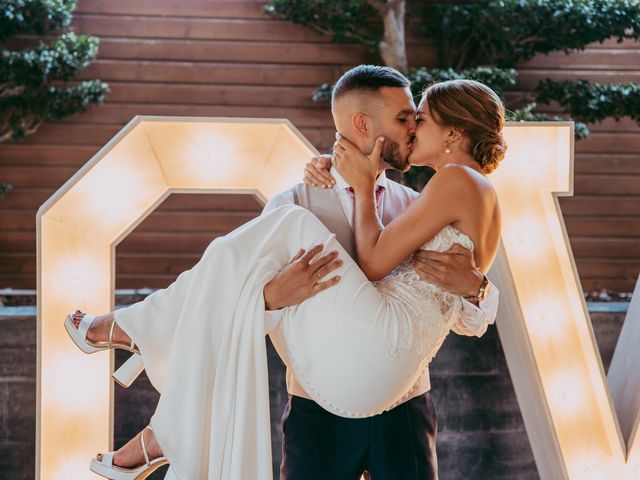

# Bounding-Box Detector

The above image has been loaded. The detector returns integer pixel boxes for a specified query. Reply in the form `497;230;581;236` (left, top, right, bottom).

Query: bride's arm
303;155;335;188
355;169;463;280
334;136;467;281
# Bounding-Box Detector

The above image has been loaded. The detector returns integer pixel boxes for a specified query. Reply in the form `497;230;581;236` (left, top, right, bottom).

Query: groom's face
372;87;417;172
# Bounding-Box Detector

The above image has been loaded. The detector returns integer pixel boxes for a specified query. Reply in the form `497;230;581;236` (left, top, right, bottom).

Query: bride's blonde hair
423;79;507;174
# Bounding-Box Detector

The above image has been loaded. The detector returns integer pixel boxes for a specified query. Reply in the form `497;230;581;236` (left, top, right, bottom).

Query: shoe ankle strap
140;426;152;465
107;319;116;349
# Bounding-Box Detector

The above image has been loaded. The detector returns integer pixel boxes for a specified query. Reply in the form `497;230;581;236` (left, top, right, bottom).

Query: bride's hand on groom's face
412;244;484;298
263;245;343;311
303;154;335;189
332;134;383;193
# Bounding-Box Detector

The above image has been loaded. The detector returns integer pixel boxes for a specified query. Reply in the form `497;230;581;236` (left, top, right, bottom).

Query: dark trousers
280;393;438;480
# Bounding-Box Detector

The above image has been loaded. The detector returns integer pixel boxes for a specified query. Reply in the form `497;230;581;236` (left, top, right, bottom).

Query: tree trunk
378;1;408;72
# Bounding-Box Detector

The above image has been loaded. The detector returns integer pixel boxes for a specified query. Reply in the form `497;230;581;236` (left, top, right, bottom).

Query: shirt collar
330;167;388;191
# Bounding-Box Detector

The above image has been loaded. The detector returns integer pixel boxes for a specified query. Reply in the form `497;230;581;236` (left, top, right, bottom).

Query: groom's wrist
463;273;489;303
263;283;283;311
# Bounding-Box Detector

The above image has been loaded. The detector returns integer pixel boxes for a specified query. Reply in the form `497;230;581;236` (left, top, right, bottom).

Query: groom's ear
351;112;370;138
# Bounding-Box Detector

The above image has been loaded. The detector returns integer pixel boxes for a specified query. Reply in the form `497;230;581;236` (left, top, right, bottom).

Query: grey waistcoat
292;183;356;259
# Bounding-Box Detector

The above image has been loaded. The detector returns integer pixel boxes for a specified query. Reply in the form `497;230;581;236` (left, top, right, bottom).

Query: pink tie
346;185;385;212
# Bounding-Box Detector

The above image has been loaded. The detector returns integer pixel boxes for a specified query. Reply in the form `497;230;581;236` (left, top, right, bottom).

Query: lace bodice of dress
374;224;475;359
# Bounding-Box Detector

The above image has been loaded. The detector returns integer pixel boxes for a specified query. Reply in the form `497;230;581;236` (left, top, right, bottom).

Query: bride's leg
113;266;196;391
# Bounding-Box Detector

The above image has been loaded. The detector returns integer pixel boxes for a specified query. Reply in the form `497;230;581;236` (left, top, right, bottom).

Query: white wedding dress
115;204;472;479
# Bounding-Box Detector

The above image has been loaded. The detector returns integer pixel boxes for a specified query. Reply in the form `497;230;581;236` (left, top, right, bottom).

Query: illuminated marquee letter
36;117;318;479
490;123;640;479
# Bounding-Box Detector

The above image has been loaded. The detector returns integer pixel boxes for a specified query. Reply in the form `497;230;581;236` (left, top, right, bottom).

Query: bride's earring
444;142;451;154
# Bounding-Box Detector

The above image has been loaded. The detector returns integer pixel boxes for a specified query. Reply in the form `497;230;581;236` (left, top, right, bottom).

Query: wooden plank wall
0;0;638;293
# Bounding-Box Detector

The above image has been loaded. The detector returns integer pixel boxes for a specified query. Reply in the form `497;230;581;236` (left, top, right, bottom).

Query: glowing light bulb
545;369;592;419
522;297;572;345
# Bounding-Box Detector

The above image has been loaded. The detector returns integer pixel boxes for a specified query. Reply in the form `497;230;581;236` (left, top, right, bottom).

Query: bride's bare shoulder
421;163;497;212
429;163;493;192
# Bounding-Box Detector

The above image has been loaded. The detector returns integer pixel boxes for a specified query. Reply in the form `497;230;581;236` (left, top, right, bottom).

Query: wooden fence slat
522;49;640;70
103;83;320;107
96;38;379;65
75;0;271;19
516;70;640;90
58;103;333;128
0;145;100;167
0;190;263;211
571;238;640;258
559;196;640;216
576;258;640;278
79;60;344;86
574;154;640;174
574;174;640;195
73;14;330;43
564;216;640;237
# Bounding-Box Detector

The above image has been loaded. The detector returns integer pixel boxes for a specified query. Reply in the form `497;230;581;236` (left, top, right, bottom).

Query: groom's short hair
331;65;411;105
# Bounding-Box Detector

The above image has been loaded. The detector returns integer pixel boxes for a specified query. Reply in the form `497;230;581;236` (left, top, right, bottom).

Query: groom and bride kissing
64;64;505;479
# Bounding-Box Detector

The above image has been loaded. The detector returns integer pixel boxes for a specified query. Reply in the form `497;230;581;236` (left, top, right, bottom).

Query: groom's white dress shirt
263;168;499;402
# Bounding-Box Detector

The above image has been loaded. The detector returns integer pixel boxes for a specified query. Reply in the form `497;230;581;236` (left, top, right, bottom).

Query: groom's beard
382;137;412;172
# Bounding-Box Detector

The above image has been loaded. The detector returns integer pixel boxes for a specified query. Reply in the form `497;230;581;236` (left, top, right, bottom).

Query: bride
64;78;505;479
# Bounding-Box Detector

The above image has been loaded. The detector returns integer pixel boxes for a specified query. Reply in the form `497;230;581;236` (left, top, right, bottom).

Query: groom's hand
412;244;484;298
263;245;342;310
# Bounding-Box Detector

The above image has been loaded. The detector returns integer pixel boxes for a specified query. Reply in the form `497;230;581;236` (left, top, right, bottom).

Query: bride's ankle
84;313;112;342
85;312;131;346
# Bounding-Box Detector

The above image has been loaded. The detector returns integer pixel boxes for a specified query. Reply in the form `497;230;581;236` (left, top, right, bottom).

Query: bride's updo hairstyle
423;79;507;174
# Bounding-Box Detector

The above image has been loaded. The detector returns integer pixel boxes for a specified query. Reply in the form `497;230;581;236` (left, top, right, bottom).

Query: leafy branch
264;0;378;47
423;0;640;69
0;0;109;198
536;79;640;124
0;0;75;41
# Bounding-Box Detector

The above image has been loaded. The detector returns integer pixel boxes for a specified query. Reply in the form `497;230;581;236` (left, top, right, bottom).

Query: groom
261;65;499;479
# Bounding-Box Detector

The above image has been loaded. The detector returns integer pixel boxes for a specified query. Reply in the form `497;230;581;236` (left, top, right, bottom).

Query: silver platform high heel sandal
64;311;144;388
90;426;168;479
